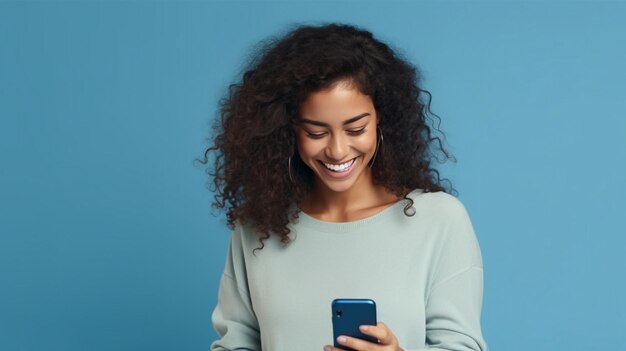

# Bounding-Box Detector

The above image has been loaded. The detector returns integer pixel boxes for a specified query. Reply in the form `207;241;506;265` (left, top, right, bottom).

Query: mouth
317;157;358;177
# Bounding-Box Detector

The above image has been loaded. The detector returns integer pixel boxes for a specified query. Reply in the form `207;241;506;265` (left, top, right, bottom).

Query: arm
419;197;488;351
210;225;261;351
420;265;487;351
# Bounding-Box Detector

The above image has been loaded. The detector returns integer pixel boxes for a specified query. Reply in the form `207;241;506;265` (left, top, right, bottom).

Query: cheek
296;134;320;158
356;132;378;152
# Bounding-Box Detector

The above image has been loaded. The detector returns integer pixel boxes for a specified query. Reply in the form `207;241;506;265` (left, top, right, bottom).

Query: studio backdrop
1;1;625;350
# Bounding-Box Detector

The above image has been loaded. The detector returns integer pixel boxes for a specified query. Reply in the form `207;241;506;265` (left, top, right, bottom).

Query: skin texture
296;81;401;222
323;322;405;351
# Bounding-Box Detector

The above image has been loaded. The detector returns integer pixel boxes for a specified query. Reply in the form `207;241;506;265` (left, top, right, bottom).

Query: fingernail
323;346;331;351
360;325;369;331
338;336;347;343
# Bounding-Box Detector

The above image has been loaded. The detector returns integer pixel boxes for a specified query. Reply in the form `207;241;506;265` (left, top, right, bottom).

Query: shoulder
409;190;483;268
230;219;284;256
229;220;257;254
407;189;480;254
406;189;470;221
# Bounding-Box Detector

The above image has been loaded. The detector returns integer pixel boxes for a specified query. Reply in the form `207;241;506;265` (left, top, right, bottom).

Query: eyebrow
298;113;370;127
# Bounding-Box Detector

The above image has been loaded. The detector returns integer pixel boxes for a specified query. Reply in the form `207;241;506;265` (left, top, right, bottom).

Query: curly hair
197;22;456;251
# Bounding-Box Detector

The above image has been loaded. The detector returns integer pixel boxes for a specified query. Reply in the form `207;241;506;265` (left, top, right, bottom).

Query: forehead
299;83;374;122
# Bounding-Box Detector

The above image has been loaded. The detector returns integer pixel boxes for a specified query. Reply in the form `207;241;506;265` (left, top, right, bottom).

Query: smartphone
331;298;378;351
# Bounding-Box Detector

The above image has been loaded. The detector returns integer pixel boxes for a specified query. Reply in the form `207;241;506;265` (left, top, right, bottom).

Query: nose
324;133;349;162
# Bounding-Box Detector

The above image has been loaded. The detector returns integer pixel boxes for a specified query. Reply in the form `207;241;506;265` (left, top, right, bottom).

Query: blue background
1;1;625;350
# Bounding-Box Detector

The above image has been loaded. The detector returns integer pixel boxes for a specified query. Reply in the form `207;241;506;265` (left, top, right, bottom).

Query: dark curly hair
197;22;456;250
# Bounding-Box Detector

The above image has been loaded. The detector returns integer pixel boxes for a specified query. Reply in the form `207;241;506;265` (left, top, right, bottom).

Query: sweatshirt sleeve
408;196;488;351
210;225;261;351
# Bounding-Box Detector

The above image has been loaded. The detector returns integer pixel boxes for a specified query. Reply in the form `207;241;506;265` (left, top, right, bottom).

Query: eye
306;132;326;139
347;128;366;136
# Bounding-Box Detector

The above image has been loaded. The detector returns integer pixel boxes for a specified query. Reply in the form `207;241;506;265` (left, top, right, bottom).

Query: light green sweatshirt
210;189;487;351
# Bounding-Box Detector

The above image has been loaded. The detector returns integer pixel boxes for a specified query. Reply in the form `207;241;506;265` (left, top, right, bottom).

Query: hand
323;322;405;351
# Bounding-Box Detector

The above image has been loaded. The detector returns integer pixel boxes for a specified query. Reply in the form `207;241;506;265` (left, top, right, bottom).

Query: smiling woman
198;23;487;351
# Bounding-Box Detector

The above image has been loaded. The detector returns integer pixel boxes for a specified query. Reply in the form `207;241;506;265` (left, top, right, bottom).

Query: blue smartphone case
331;299;378;351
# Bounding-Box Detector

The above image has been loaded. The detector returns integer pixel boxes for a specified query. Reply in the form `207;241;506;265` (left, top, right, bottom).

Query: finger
359;322;395;345
324;345;362;351
335;335;379;351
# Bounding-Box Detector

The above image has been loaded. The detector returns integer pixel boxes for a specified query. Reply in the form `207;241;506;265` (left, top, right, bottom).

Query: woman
200;23;487;351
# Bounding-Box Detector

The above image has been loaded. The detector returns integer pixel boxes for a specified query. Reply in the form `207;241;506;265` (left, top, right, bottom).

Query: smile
318;157;357;172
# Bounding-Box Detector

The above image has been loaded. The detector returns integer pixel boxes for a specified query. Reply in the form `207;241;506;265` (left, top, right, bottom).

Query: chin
319;179;358;193
311;155;366;193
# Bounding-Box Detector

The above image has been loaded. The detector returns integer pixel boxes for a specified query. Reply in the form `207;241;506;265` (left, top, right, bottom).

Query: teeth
322;158;355;172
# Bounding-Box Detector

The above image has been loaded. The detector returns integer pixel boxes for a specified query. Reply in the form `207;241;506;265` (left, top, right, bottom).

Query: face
296;82;378;194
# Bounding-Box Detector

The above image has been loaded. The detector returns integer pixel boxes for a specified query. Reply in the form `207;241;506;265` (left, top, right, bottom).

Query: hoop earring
288;156;295;182
369;128;383;169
